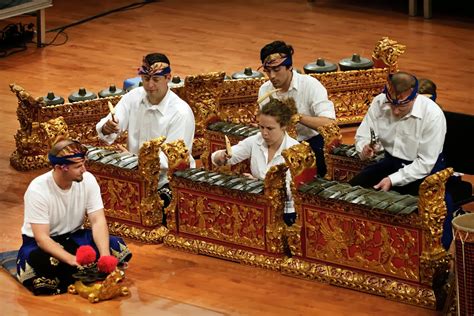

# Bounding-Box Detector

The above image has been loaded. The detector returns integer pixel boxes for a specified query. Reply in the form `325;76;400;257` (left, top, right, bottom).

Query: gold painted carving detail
183;72;225;157
68;268;129;303
175;189;267;249
218;78;265;124
9;84;126;170
326;154;371;182
372;37;406;73
108;221;168;243
311;69;388;126
138;136;166;226
164;234;282;270
418;168;452;285
316;123;343;180
281;258;436;309
305;209;420;281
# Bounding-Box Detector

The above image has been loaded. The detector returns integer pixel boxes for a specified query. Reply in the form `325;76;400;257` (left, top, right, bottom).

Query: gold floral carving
311;68;389;126
9;83;126;171
171;187;267;249
264;164;289;254
138;136;166;226
282;142;316;256
305;209;420;281
161;139;191;179
286;114;300;139
68;268;129;303
39;117;70;146
316;123;343;180
372;37;406;73
164;234;282;271
108;221;168;243
218;78;265;124
418;168;452;285
325;154;371;182
281;258;436;309
161;139;191;232
282;141;316;183
183;72;225;157
165;162;288;259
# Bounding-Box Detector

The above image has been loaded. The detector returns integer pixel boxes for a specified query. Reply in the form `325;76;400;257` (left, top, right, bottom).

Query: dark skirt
16;229;132;295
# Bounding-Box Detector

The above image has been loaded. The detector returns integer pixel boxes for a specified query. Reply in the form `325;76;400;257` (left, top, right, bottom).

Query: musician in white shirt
350;72;447;194
96;53;195;225
350;72;454;250
257;40;335;177
212;97;299;226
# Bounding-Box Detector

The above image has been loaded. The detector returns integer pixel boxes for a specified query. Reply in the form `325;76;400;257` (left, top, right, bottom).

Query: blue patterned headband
138;61;171;77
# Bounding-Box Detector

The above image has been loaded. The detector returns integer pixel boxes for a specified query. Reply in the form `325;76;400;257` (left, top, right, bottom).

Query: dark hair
144;53;170;66
388;72;417;95
259;97;297;127
418;78;437;96
260;41;294;66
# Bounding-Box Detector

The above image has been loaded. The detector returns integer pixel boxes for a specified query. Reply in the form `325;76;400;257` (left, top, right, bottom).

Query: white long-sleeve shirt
258;71;336;141
211;132;299;213
355;94;446;187
96;87;195;188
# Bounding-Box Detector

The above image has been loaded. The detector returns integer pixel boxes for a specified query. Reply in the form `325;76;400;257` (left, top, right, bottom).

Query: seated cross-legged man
257;40;335;177
212;97;299;226
349;71;454;249
96;52;195;225
16;138;132;295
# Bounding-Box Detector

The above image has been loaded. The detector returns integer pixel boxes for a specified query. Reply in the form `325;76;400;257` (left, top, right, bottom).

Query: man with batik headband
350;72;454;249
96;52;195;225
16;137;131;295
258;40;336;177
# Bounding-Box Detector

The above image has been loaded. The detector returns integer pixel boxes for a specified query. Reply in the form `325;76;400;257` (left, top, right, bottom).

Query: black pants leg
159;184;172;226
306;134;327;177
27;237;80;294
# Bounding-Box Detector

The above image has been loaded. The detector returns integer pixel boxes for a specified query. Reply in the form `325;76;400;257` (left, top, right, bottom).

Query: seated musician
349;71;453;249
16;138;132;295
257;40;336;177
418;78;437;102
96;52;196;224
212;97;299;226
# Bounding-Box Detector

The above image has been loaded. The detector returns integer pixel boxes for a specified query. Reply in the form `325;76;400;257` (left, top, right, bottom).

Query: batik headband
48;140;87;166
138;60;171;77
383;75;419;106
260;53;293;69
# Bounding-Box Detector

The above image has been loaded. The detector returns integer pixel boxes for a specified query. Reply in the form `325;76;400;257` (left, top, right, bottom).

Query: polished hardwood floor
0;0;473;315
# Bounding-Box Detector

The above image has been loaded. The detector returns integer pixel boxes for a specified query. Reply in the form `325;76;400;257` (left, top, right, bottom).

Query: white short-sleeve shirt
21;171;104;237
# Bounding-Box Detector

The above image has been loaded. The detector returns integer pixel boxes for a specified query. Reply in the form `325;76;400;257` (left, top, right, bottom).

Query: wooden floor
1;0;473;315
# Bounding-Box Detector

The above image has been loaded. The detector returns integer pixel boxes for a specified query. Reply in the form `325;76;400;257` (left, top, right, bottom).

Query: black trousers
348;152;446;195
306;134;326;178
159;184;172;226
